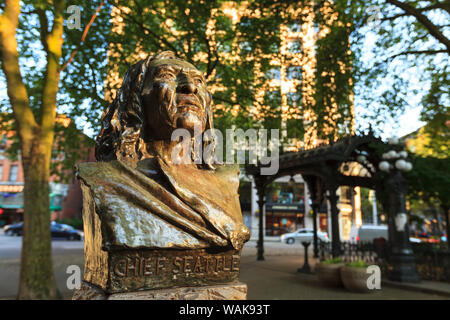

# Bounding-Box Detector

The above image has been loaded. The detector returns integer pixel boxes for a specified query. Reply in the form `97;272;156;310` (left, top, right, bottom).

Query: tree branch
381;2;450;21
386;0;450;53
60;0;105;72
386;49;447;61
36;8;49;52
39;0;65;147
118;5;181;57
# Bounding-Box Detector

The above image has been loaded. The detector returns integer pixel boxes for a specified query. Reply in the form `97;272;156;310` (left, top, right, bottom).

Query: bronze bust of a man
76;52;249;294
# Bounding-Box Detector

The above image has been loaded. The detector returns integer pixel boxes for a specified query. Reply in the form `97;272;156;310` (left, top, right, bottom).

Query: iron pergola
245;133;420;283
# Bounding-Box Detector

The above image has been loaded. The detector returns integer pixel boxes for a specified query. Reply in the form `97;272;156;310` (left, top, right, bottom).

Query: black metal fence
318;241;384;265
410;243;450;282
318;240;450;283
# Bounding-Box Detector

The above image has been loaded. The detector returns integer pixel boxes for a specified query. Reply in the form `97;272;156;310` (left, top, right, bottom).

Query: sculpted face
141;58;211;140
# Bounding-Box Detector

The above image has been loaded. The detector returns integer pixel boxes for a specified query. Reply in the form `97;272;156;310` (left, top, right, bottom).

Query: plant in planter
315;258;345;287
340;260;377;293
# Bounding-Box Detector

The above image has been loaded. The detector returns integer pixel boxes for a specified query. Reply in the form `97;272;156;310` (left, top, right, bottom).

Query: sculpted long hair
95;51;216;168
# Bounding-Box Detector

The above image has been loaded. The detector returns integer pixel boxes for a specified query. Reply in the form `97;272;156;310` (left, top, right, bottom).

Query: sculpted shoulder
76;161;129;184
213;164;240;193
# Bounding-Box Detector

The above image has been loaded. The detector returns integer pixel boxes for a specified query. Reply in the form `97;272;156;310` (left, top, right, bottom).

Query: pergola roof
246;133;387;193
278;134;382;169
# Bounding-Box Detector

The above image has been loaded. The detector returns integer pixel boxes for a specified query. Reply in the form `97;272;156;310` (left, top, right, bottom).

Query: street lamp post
298;241;312;274
326;185;341;258
312;203;320;258
379;144;420;282
370;190;378;225
256;182;266;261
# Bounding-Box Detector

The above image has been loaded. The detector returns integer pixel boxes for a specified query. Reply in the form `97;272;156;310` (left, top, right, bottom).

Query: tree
0;0;108;299
342;0;450;243
347;0;449;134
406;155;450;241
310;0;355;142
406;124;449;158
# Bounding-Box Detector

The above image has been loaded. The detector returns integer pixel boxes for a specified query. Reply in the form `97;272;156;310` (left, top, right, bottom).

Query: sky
353;19;427;140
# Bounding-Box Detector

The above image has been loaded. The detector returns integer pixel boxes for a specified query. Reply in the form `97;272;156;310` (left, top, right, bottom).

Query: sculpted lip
177;105;200;114
176;98;202;113
178;102;200;108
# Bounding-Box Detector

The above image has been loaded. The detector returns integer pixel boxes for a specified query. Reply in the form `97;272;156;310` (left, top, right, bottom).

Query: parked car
349;225;388;243
50;223;83;240
409;237;422;243
4;222;23;236
4;221;83;240
266;227;290;236
350;224;421;243
280;228;329;244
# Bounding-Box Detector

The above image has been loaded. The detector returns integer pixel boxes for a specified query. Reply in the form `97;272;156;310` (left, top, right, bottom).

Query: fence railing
411;243;450;282
318;240;450;283
318;241;384;265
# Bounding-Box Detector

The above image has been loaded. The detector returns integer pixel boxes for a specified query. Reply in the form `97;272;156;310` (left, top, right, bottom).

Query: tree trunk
18;136;60;300
1;0;64;299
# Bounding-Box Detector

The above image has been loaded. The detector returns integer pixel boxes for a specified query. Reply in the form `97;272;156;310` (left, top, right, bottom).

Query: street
0;232;448;300
0;230;84;259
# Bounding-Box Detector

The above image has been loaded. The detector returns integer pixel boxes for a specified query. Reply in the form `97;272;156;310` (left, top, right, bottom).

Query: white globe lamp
379;161;390;172
395;159;407;171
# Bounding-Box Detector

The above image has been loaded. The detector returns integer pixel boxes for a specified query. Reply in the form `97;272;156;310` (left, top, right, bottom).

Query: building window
239;41;252;54
0;135;6;160
266;67;281;80
264;89;282;106
9;165;18;182
287;118;304;139
51;194;63;209
286;66;302;80
268;181;305;205
286;92;301;107
287;40;302;53
340;186;352;203
239;17;252;28
313;21;320;35
287;22;302;33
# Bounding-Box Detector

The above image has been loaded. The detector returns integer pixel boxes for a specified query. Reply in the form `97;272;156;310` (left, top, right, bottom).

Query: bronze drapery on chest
77;159;249;251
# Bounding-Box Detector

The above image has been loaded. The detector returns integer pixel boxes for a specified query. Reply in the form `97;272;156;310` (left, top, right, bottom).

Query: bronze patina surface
74;281;248;300
77;51;250;295
108;248;241;293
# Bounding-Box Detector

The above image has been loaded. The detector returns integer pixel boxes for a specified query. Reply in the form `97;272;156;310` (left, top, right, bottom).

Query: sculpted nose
177;82;197;94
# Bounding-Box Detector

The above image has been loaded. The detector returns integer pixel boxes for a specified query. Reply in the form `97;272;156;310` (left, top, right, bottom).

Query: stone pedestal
73;281;247;300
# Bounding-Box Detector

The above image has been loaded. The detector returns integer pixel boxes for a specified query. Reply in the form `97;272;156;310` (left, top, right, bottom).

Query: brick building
0;128;95;227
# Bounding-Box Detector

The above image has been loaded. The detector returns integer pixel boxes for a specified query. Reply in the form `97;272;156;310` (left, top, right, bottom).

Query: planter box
315;263;345;287
340;266;373;293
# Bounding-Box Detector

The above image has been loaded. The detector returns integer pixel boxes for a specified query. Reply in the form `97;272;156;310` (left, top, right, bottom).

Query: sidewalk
240;242;450;300
0;239;449;300
250;236;280;242
240;255;449;300
382;279;450;298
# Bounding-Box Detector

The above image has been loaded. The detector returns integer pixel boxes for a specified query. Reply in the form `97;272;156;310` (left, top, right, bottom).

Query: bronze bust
76;52;250;294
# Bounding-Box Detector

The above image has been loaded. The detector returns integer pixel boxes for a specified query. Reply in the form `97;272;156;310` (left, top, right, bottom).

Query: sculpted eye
161;72;176;79
154;69;176;80
194;77;204;85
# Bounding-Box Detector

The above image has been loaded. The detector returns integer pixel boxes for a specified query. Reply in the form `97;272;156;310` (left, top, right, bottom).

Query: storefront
265;203;305;236
0;187;64;226
319;212;328;232
0;185;24;226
